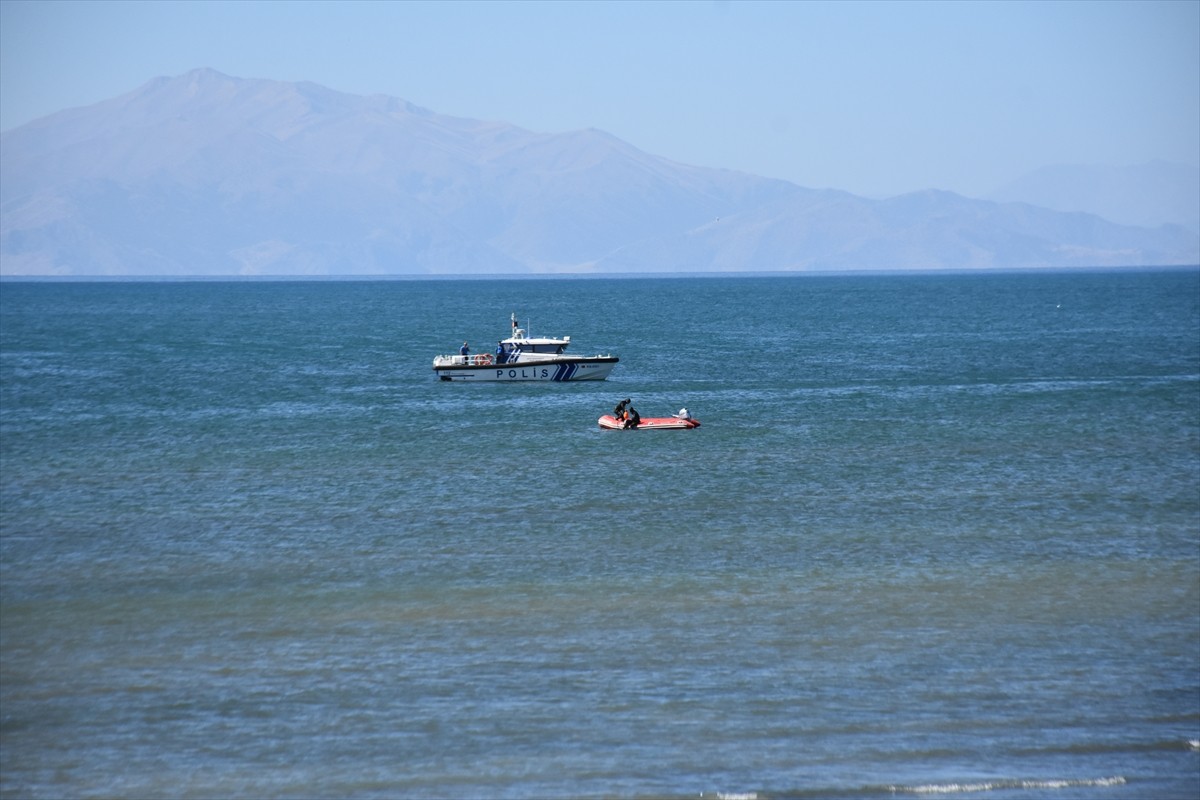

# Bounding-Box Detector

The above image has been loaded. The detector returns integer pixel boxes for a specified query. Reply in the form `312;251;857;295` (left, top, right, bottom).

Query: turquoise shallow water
1;271;1198;799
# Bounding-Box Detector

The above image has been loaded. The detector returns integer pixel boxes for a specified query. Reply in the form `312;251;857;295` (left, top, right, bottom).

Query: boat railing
435;353;497;367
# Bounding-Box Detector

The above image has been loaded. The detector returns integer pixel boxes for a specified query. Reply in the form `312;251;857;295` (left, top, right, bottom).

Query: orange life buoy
473;354;493;366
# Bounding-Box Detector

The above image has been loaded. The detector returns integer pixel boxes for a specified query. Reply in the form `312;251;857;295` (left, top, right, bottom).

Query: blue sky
2;0;1196;198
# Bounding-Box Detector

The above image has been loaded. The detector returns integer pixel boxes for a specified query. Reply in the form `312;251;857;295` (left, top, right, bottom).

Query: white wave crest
889;776;1127;794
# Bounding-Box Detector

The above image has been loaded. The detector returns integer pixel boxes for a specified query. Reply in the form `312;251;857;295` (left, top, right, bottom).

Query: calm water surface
2;271;1198;799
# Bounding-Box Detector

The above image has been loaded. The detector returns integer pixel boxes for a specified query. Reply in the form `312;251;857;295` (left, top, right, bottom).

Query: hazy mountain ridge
597;188;1198;272
988;162;1200;234
2;69;1196;275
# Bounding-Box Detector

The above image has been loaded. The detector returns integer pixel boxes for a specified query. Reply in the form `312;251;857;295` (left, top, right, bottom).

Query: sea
1;270;1197;800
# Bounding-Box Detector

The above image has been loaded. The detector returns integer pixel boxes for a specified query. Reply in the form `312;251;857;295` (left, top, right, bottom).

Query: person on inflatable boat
622;405;641;429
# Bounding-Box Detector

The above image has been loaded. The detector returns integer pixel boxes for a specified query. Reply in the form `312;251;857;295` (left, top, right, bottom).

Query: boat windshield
514;342;566;354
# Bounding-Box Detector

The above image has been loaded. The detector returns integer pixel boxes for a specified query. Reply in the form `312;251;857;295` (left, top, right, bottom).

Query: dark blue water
2;271;1198;799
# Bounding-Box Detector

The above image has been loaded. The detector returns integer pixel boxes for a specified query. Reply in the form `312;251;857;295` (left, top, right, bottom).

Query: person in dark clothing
613;398;630;419
459;342;470;358
496;341;506;364
623;405;640;429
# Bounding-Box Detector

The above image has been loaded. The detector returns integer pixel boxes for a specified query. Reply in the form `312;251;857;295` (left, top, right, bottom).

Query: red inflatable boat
598;413;700;430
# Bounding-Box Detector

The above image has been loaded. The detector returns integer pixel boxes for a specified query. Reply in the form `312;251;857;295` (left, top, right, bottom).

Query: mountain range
988;162;1199;233
2;68;1196;276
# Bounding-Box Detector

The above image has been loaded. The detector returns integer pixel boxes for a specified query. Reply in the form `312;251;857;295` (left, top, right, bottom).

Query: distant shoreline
2;265;1197;283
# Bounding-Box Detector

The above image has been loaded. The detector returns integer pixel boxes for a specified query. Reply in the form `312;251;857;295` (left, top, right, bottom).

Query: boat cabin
504;328;571;356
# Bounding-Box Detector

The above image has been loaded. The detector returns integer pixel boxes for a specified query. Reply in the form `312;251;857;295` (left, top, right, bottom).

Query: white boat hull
434;314;618;381
435;357;618;382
